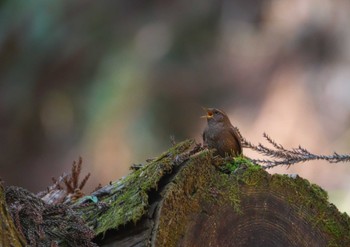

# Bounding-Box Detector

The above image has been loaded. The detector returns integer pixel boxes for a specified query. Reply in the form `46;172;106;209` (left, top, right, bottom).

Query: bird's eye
213;110;218;114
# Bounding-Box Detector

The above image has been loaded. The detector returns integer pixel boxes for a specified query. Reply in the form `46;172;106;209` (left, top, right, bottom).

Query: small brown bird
202;108;242;157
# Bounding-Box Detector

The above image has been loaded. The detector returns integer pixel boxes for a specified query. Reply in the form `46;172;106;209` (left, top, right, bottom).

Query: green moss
240;166;264;186
224;161;239;172
223;155;256;173
226;178;242;213
76;139;195;236
269;174;329;209
205;157;264;213
206;172;241;213
324;219;342;238
156;150;215;246
234;155;256;167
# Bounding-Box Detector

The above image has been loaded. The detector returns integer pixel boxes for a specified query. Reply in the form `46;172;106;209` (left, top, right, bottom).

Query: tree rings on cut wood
153;153;350;247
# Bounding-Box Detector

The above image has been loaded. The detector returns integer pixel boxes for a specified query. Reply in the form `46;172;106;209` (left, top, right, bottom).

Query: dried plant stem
233;127;350;169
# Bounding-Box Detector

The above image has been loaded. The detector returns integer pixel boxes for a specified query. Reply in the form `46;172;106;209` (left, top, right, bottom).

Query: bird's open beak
201;107;213;119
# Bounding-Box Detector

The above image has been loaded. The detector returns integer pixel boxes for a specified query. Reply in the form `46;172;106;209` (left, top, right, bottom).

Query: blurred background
1;0;350;213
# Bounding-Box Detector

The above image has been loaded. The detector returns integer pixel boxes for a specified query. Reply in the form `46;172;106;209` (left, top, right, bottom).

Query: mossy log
0;183;27;247
74;139;350;247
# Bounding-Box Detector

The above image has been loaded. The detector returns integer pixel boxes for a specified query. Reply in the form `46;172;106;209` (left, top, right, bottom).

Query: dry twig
234;127;350;169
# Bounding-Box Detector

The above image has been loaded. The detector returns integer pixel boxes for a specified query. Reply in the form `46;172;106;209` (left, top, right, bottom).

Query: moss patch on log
76;139;196;236
155;150;215;246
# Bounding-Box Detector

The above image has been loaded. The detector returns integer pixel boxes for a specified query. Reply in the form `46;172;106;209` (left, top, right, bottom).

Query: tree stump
75;139;350;247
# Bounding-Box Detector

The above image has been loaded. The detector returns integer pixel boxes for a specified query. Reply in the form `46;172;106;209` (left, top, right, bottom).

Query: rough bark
0;182;27;247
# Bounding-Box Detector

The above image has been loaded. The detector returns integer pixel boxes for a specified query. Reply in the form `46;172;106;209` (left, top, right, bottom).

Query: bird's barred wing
230;126;242;154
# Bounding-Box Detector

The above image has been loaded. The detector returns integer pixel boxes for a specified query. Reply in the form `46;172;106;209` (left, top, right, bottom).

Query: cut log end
153;152;350;247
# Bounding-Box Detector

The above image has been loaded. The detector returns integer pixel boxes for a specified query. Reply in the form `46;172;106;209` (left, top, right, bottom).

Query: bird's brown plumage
202;108;242;157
